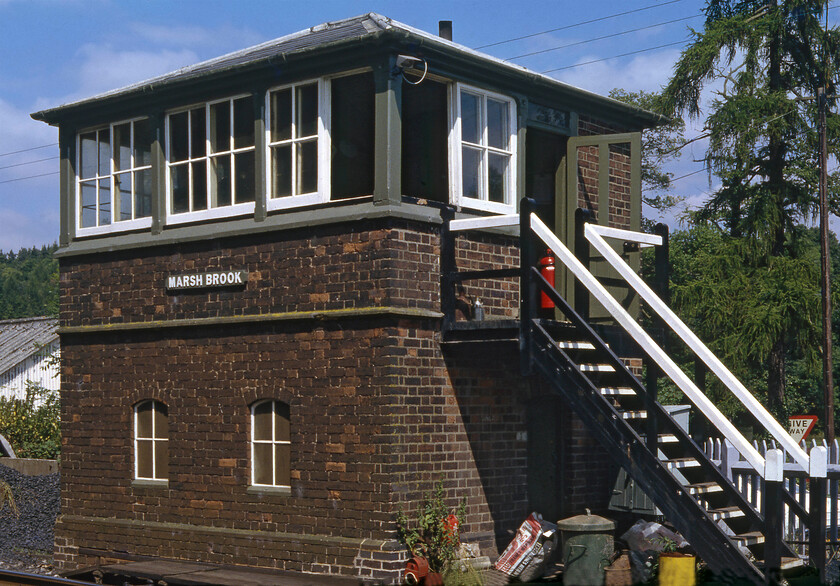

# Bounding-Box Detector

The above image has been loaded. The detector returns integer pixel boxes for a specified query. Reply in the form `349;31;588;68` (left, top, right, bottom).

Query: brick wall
57;215;626;582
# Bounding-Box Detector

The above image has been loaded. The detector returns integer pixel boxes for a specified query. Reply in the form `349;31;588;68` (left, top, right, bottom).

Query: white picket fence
704;437;840;557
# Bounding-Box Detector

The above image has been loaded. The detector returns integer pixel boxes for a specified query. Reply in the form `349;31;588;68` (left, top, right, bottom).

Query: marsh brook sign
166;270;248;291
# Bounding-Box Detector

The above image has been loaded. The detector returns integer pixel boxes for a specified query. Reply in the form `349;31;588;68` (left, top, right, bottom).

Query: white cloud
129;22;263;52
553;47;683;96
72;44;199;100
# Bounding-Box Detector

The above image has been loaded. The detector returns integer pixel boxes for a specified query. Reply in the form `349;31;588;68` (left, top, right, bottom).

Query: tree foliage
657;0;840;411
0;383;61;460
0;244;59;320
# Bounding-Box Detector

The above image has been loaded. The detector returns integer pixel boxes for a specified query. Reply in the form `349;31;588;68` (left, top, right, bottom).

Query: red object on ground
538;250;556;309
404;556;430;585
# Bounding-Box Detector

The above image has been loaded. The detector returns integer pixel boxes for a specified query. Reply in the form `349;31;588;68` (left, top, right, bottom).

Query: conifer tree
659;0;840;414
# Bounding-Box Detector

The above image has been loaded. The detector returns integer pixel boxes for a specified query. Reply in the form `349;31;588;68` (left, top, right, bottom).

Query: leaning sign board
166;270;248;291
788;415;818;443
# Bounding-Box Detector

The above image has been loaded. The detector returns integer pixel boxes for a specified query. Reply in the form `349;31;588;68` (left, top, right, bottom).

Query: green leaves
0;382;60;460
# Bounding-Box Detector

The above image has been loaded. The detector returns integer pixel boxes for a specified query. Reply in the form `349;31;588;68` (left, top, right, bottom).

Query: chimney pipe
439;21;452;41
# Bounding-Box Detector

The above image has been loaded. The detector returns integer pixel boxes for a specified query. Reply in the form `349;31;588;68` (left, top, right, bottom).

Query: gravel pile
0;462;59;574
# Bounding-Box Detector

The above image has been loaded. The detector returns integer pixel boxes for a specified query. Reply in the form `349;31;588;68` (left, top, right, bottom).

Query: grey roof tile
0;317;59;377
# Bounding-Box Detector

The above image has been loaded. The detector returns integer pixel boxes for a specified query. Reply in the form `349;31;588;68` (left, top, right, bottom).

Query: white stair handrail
528;213;768;476
583;222;816;476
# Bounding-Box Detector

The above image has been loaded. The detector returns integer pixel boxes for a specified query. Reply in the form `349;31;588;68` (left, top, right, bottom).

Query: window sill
247;485;291;496
131;479;169;489
76;217;153;238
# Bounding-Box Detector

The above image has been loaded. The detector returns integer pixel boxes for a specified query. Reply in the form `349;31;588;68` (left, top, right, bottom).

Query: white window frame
449;83;518;214
76;117;153;237
251;399;291;489
265;78;331;211
165;94;257;226
133;400;168;482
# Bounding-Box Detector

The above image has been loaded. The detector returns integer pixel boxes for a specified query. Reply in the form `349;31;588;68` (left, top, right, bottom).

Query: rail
582;221;823;478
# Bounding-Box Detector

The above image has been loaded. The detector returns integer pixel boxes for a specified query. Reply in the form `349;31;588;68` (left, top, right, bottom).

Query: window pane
462;147;481;199
274;402;290;440
296;83;318;138
98;129;111;176
271;145;292;197
80;132;98;179
211;155;231;207
137;440;153;478
330;72;375;199
134;119;152;167
487;99;509;150
115;172;132;221
274;443;290;486
135;169;152;218
254;443;272;485
192;160;207;211
270;89;292;142
233;96;254;149
98;178;111;225
191;108;206;158
297;140;317;194
169;112;189;162
488;152;509;203
234;150;255;204
210;101;230;154
171;164;189;213
154;441;168;479
154;403;168;439
113;123;131;172
461;92;480;144
253;402;272;441
80;181;97;227
136;401;153;438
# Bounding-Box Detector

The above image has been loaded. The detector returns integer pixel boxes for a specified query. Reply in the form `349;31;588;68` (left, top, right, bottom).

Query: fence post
440;207;456;332
722;439;739;481
764;449;785;583
809;446;828;581
520;198;536;376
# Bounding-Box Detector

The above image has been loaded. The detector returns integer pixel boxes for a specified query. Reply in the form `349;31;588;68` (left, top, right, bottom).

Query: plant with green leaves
0;381;60;460
658;0;840;415
396;480;467;574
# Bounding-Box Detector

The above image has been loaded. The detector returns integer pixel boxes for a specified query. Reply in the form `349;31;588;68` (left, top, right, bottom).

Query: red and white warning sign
788;415;818;443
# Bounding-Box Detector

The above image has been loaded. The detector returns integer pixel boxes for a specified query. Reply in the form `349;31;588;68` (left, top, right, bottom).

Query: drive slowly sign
166;270;248;291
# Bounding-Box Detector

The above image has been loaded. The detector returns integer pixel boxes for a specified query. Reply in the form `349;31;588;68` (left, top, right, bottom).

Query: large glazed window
167;95;255;223
251;400;290;488
77;119;152;234
266;80;327;209
450;84;517;213
134;400;168;482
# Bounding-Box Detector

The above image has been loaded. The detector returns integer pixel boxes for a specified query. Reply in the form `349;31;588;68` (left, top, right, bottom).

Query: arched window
251;400;290;488
134;400;168;481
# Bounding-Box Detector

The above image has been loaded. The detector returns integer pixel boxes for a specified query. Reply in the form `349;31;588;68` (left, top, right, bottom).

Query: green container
557;511;615;586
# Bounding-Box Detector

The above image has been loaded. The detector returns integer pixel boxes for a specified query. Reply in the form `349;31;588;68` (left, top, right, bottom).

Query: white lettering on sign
788;415;818;443
165;270;248;292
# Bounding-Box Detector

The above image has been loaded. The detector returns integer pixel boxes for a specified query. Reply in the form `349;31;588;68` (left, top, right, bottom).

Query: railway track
0;569;94;586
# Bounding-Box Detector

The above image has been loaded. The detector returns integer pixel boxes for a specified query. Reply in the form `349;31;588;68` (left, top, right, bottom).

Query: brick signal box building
33;14;661;583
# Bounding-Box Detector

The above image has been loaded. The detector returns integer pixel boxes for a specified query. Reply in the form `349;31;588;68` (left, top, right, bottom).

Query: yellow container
658;553;695;586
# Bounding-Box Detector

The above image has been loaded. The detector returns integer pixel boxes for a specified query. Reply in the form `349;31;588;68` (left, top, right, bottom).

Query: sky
0;0;827;252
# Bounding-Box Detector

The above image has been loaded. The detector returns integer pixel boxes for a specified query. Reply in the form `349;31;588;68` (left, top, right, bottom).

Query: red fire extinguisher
538;249;555;311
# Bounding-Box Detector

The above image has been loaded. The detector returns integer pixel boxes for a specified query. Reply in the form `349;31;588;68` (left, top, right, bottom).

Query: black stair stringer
528;322;767;584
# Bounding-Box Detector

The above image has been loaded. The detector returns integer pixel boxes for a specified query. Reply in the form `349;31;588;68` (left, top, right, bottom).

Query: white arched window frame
251;400;291;488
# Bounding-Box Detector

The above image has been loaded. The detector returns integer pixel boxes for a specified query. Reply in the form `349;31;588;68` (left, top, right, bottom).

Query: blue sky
0;0;767;251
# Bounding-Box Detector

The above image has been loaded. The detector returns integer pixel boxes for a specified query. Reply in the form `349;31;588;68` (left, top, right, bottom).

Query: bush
0;383;60;459
396;480;467;574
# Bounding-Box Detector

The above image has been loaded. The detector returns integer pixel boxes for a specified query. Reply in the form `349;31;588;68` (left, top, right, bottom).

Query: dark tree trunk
768;336;786;414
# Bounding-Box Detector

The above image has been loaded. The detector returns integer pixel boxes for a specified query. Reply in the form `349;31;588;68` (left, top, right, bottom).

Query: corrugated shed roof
0;317;59;377
31;13;666;128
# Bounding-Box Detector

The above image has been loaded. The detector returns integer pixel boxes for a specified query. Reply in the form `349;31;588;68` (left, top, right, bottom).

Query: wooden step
621;410;647;420
600;386;636;397
658;434;678;444
557;341;596;350
579;363;616;373
665;457;700;470
708;506;746;521
732;531;764;546
686;482;723;495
